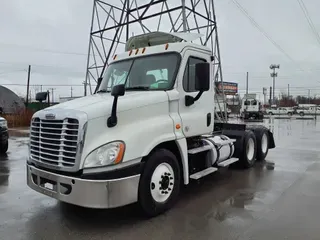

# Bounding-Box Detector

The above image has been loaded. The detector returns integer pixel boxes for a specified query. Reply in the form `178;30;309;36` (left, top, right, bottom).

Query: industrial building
0;85;25;113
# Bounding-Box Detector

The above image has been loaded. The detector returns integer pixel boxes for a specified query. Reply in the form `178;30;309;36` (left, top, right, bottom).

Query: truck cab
0;116;8;154
240;94;264;120
26;32;275;216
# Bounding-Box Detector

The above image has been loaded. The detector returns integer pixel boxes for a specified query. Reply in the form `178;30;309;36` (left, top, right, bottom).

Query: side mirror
111;84;125;97
195;62;210;91
108;84;125;128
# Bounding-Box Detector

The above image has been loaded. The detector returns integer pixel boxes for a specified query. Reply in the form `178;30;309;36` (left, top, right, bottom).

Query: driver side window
183;57;207;92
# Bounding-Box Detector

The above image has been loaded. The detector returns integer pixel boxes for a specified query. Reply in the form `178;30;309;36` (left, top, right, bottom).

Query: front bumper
27;164;141;208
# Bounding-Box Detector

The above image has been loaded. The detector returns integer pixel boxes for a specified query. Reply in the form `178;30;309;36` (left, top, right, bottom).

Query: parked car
266;107;294;116
295;106;320;116
0;117;8;154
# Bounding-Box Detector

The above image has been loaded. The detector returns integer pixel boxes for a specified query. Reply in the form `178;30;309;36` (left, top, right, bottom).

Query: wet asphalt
1;118;320;239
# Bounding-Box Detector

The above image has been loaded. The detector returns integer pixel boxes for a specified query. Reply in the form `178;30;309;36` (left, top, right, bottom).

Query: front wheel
138;149;181;217
287;112;292;116
299;112;305;116
0;141;8;154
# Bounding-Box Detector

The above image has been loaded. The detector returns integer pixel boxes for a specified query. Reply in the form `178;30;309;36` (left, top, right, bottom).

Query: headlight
0;120;7;128
83;141;125;168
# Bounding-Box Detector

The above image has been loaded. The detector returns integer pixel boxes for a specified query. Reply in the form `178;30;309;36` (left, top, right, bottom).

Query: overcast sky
1;0;320;102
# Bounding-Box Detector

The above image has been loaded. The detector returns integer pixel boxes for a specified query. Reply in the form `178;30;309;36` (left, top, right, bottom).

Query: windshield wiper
126;86;150;91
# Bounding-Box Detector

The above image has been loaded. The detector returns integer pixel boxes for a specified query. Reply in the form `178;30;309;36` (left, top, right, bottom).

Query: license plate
44;183;53;190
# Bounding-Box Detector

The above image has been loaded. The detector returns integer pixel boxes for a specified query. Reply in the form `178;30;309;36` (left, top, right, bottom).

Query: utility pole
246;72;249;95
287;84;290;99
70;86;73;97
308;89;311;103
48;88;55;103
83;81;87;96
270;64;280;105
26;65;31;107
269;86;272;105
263;87;267;105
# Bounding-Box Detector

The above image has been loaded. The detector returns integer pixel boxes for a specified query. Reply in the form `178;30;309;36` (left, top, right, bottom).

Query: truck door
177;49;214;137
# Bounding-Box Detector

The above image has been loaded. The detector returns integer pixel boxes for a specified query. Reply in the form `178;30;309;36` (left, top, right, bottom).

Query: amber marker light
114;142;125;164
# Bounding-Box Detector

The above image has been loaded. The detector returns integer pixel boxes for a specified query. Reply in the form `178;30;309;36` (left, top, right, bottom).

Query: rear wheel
287;112;292;116
0;141;8;154
239;130;257;168
299;112;304;116
255;129;269;161
138;149;181;217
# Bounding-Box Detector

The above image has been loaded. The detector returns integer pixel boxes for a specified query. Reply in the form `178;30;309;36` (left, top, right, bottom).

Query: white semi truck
26;32;275;217
240;94;264;120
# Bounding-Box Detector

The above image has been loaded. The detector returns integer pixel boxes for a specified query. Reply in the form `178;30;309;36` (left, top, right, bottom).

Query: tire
0;141;8;154
255;129;269;161
287;112;292;116
299;112;304;116
239;130;257;168
268;112;273;115
138;149;181;217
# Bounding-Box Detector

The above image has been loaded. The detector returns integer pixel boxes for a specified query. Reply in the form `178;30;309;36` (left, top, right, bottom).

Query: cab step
189;167;218;180
217;157;239;167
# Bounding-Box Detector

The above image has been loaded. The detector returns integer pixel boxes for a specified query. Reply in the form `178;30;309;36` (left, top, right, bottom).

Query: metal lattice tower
85;0;227;121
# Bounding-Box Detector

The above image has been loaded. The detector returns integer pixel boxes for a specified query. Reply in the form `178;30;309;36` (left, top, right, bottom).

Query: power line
0;42;92;57
296;0;320;46
230;0;304;71
1;83;90;87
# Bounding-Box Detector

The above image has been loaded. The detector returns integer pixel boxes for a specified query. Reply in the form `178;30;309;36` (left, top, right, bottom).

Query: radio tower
85;0;227;121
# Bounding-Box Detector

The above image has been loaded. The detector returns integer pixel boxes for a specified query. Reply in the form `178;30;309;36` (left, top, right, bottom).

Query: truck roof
112;32;211;63
125;31;204;51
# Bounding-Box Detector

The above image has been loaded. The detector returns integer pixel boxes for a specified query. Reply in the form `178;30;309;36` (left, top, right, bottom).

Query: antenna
85;0;226;121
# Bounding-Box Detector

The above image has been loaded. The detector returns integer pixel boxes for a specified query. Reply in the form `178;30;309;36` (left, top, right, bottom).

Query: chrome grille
29;117;79;167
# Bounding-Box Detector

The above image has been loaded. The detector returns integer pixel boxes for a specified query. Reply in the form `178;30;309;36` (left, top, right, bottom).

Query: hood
0;117;5;121
46;91;169;119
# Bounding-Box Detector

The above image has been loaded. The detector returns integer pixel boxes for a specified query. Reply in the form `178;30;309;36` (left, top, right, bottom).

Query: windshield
97;53;180;92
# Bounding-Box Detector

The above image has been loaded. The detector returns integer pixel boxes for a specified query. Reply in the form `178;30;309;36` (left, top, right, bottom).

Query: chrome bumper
27;164;140;208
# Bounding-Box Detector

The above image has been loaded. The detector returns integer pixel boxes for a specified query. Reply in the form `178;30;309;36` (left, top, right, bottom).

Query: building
0;85;25;113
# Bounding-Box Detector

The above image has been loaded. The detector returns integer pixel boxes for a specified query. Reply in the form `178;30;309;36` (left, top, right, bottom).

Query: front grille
29;117;79;168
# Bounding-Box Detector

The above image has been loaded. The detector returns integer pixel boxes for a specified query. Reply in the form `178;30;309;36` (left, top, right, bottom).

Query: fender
175;138;189;185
